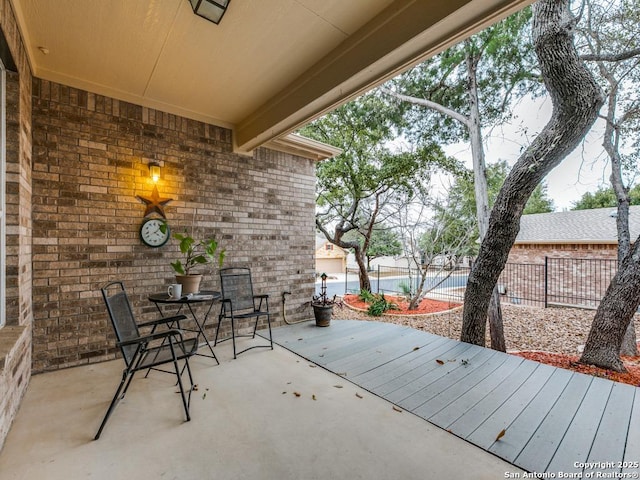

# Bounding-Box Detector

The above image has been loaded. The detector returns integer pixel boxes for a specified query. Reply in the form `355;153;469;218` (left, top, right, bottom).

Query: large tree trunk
580;237;640;371
466;45;506;352
601;82;638;357
461;0;604;345
354;247;372;293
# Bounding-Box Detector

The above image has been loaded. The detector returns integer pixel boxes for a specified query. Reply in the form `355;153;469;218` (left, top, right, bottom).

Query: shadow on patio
0;336;518;480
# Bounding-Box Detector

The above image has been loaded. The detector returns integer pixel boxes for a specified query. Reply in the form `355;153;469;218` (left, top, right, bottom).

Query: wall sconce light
149;162;161;183
189;0;231;24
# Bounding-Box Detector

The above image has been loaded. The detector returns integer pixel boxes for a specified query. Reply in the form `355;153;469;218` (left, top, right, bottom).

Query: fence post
344;267;348;295
544;256;548;308
377;265;380;294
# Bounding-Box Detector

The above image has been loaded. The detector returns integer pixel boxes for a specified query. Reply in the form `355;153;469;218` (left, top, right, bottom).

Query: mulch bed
511;350;640;387
343;294;461;315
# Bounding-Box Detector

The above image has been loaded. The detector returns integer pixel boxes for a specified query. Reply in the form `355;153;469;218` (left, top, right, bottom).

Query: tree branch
581;47;640;62
379;87;470;128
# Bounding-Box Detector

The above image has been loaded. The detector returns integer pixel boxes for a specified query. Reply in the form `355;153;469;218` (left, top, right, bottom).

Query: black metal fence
344;257;618;309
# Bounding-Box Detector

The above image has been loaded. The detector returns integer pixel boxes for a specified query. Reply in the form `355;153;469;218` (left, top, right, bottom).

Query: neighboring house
509;206;640;263
315;236;348;274
500;206;640;308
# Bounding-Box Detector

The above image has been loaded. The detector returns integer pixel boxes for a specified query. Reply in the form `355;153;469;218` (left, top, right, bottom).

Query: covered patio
0;334;519;479
0;0;558;474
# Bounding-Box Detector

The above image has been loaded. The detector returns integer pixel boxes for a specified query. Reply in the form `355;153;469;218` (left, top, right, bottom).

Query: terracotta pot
175;274;202;295
312;304;333;327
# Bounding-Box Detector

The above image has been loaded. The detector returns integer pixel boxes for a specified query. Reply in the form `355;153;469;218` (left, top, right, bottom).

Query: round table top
148;290;221;304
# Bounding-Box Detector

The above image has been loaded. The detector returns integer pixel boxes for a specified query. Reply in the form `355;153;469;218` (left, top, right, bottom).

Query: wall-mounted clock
140;218;170;247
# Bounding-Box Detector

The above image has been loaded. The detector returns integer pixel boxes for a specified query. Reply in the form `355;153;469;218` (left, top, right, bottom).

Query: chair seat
216;267;273;359
138;337;199;370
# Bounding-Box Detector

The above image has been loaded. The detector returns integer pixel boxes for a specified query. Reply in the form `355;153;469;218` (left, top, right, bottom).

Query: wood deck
269;320;640;476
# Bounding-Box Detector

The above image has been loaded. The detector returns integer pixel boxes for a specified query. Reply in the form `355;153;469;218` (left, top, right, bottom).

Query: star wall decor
136;185;173;218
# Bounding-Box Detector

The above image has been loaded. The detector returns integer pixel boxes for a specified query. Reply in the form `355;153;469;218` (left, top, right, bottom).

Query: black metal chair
215;267;273;359
94;281;199;440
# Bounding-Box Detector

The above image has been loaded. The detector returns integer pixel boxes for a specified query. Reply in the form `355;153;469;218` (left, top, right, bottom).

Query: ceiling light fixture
189;0;231;25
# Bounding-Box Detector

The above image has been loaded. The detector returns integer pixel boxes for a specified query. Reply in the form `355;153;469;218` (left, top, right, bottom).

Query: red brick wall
501;244;618;307
31;80;317;372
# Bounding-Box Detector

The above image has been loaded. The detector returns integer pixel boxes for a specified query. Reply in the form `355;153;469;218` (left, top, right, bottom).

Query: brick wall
0;0;34;453
31;79;317;372
502;243;619;308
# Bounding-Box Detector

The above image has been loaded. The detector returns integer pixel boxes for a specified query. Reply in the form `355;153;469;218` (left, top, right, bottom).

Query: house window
0;60;5;328
326;244;333;251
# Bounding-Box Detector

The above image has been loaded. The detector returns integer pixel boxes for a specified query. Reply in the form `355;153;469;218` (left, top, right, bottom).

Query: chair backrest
101;281;141;367
220;267;255;311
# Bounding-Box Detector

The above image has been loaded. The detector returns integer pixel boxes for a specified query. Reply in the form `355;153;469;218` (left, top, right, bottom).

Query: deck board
489;367;575;464
428;354;525;429
623;390;640;475
587;382;636;474
269;319;639;476
546;377;614;474
514;372;592;472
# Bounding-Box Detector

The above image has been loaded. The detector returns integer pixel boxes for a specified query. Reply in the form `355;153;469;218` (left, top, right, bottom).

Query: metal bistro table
148;290;221;365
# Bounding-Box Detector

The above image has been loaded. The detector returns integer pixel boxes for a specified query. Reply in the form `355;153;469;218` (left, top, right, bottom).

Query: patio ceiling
10;0;532;154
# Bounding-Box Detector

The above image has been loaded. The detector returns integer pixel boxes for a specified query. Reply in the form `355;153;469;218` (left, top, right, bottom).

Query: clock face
140;218;170;247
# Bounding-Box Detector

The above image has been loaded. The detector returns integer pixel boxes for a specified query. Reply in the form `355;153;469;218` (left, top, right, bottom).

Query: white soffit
10;0;533;153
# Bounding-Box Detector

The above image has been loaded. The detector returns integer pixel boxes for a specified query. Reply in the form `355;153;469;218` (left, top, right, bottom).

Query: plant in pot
312;273;338;327
169;231;225;295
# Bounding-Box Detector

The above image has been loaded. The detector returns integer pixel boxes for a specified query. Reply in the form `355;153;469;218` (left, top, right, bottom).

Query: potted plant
312;273;338;327
169;230;225;294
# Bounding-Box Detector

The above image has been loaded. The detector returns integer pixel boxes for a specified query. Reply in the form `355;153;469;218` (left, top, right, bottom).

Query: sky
441;95;612;211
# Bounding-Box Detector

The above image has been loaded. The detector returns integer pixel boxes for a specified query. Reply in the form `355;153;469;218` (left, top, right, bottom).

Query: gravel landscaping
332;300;640;355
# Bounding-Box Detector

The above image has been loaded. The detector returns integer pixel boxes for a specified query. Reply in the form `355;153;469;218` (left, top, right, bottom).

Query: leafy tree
442;161;554;256
302;92;453;292
343;226;403;270
573;184;640;210
461;0;604;349
577;0;640;365
364;228;403;270
573;187;619;209
523;183;555;214
382;8;542;351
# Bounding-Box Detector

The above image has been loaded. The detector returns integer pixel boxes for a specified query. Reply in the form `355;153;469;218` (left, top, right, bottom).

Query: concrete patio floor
0;337;521;480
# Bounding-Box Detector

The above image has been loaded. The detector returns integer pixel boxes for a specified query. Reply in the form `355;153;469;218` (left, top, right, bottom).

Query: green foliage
572;185;640;210
344;226;403;267
170;232;225;275
366;293;399;317
435;161;554;252
388;7;540;144
358;289;375;303
523;183;555;214
357;289;399;316
398;281;412;296
301;91;460;291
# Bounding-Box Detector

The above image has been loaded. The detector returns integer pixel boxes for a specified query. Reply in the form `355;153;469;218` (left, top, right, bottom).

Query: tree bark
580;236;640;371
354;248;372;293
598;66;638;357
461;0;604;345
466;44;506;352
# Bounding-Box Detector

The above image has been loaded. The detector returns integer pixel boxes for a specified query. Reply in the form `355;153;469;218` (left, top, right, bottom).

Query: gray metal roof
515;206;640;244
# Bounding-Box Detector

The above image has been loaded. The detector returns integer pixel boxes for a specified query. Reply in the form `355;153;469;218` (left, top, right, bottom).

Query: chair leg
170;344;192;422
231;316;237;359
265;313;273;350
214;311;223;346
94;369;131;440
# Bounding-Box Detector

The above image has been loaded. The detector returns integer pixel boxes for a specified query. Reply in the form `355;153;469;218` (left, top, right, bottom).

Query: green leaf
171;260;185;275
